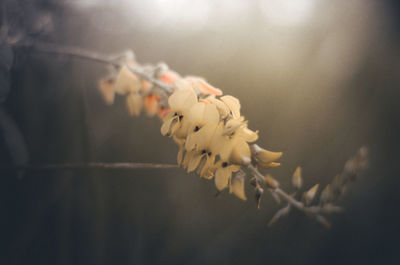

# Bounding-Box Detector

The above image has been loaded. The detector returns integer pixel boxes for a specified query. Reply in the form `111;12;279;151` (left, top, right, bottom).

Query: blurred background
1;0;399;264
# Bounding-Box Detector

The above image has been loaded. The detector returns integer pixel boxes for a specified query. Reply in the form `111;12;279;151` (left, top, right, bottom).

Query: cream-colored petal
173;136;186;165
187;152;203;172
209;124;237;161
257;161;281;169
168;86;197;110
185;76;223;96
252;144;283;164
292;166;302;189
158;70;181;84
114;66;141;95
209;124;225;153
229;173;247;200
225;119;243;130
126;93;143;116
174;122;190;139
162;111;174;122
182;150;194;169
221;95;241;119
237;127;259;142
223;119;245;137
187;102;206;129
196;155;207;175
170;119;181;136
173;79;192;91
202;103;220;127
200;154;216;178
205;96;230;119
229;139;251;165
219;138;237;162
177;145;185;165
184;131;198;151
187;123;219;151
215;167;231;191
172;135;185;146
230;164;241;172
202;170;214;180
161;117;173;136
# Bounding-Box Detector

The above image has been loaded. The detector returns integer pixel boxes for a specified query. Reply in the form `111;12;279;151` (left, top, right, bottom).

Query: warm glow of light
259;0;315;27
133;0;212;30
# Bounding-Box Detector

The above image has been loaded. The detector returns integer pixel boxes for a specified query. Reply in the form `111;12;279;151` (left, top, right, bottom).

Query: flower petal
182;150;194;169
185;76;223;96
221;95;241;119
257;161;281;169
230;172;247;200
215;167;231;191
200;154;216;179
177;146;184;165
187;152;203;172
157;107;170;119
237;127;259;142
229;139;251;165
252;144;283;164
202;103;220;127
126;93;143;116
187;102;206;128
168;86;197;110
224;119;245;136
144;94;160;116
141;80;153;91
159;70;181;84
210;124;235;161
205;96;230;119
160;116;177;136
186;122;218;151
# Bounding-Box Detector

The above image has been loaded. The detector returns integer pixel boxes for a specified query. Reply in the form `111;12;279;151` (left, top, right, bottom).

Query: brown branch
0;162;179;171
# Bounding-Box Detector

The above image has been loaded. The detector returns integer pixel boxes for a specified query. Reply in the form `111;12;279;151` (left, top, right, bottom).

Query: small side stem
275;188;304;210
26;41;121;66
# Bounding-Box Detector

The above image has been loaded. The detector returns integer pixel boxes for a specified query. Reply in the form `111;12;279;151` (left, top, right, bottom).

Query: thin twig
0;162;179;171
20;41;174;94
127;65;173;94
274;188;304;210
29;41;121;66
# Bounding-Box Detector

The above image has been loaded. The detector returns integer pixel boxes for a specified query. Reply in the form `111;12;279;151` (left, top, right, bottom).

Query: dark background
1;0;399;264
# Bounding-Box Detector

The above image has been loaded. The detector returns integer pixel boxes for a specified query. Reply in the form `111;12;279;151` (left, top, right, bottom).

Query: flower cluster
98;62;171;118
98;60;282;201
96;53;367;228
